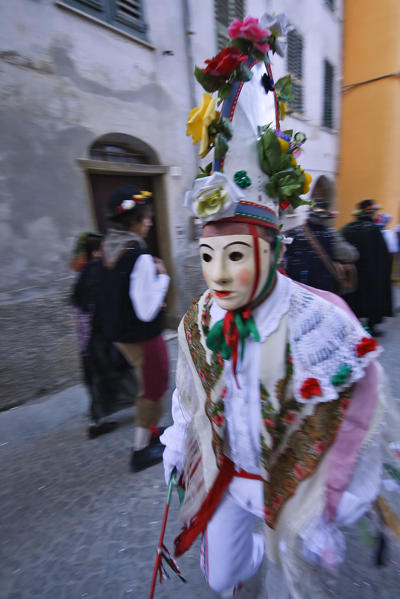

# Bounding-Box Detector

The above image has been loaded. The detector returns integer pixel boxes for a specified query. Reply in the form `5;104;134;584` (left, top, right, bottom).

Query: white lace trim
288;283;382;404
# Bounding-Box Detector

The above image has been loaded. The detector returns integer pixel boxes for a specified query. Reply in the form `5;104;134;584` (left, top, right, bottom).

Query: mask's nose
210;253;231;287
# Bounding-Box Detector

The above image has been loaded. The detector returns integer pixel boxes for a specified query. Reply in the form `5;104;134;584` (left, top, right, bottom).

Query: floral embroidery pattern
207;387;226;428
263;385;354;528
356;337;378;357
184;295;224;395
184;294;225;466
274;343;293;404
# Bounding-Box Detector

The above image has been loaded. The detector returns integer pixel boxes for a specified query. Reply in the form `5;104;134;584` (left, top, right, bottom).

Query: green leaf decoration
275;74;294;102
218;82;234;101
254;49;270;62
229;37;253;55
235;62;253;82
214;133;229;158
258;128;282;175
194;66;221;92
219;117;233;139
195;162;213;179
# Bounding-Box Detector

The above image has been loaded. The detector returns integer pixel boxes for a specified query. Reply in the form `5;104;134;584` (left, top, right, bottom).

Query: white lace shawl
288;282;381;403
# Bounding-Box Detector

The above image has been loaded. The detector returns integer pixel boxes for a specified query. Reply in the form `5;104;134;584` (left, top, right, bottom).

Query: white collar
210;272;293;342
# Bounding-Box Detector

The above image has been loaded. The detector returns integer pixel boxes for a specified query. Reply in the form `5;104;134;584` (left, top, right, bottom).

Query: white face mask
199;234;272;310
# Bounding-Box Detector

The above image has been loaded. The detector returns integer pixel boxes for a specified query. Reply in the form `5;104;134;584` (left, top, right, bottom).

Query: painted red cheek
236;268;253;286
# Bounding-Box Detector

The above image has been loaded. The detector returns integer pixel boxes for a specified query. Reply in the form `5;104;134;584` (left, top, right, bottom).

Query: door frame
77;158;179;328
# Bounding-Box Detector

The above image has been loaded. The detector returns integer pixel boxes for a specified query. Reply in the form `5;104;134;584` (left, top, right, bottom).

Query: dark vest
100;243;164;343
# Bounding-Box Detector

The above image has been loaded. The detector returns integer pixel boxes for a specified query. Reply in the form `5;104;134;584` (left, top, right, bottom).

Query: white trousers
200;488;265;596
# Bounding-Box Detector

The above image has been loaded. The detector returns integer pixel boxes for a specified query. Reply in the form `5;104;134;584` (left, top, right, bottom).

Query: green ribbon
206;311;260;359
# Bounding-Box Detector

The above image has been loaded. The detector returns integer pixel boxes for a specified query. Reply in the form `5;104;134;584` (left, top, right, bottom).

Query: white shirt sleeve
129;253;170;322
160;388;190;484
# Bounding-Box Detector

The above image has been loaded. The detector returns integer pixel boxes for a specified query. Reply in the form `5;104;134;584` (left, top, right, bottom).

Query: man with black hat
285;197;358;292
100;185;170;472
341;199;392;336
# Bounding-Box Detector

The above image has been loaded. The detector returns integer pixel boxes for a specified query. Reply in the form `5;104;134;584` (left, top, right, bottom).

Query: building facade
0;0;343;408
337;0;400;228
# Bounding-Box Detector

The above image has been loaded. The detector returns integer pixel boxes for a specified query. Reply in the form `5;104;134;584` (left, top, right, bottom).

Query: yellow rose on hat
302;172;312;194
186;93;220;158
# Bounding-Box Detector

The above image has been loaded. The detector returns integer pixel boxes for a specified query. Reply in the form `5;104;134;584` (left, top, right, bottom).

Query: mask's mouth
214;290;231;298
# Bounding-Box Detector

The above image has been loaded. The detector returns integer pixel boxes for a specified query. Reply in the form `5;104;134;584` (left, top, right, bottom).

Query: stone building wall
0;0;342;410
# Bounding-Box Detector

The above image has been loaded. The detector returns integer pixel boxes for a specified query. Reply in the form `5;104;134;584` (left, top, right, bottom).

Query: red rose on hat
204;47;248;78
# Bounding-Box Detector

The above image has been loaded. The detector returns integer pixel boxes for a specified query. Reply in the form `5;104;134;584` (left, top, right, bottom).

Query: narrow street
1;309;400;599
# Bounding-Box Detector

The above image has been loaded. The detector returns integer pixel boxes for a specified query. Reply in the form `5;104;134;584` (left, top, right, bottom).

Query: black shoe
87;421;118;439
150;426;166;446
130;443;164;472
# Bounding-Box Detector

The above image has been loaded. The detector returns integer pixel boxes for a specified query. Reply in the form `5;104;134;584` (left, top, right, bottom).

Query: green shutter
62;0;106;16
287;29;303;112
322;59;334;128
215;0;245;51
113;0;147;33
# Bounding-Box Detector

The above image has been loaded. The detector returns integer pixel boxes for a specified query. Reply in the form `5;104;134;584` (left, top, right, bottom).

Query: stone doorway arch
77;133;178;326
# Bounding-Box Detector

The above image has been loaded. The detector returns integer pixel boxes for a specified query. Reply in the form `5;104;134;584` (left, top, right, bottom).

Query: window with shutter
114;0;146;34
322;59;334;129
214;0;245;51
287;29;303;113
59;0;147;39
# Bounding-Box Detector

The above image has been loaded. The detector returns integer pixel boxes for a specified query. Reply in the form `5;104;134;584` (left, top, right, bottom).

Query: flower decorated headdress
185;14;312;231
106;185;153;221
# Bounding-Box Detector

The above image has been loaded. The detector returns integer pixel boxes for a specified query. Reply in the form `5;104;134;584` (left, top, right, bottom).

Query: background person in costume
99;185;170;472
160;13;399;598
285;197;358;291
341;199;392;336
70;232;136;439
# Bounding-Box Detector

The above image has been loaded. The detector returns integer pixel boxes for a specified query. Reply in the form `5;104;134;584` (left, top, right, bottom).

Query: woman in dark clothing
71;233;137;438
341;200;393;336
99;186;170;472
285;198;358;292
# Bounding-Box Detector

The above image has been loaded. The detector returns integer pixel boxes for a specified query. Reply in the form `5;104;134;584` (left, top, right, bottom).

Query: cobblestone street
1;309;400;599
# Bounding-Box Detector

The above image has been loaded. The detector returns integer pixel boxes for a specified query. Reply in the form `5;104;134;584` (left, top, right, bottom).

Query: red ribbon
220;224;261;385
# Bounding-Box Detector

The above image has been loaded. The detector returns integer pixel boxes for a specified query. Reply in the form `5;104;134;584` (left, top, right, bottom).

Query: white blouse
129;253;170;322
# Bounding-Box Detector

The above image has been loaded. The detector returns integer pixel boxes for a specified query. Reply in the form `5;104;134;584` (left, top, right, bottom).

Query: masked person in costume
100;186;170;472
159;14;400;599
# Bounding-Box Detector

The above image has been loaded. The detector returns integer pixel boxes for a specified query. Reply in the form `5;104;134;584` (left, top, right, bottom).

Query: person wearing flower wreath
99;185;170;472
159;14;399;599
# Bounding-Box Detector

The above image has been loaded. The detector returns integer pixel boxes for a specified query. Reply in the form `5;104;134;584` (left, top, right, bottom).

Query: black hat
353;199;380;216
106;185;152;220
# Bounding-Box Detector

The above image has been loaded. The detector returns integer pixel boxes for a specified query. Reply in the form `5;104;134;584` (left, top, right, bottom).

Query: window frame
57;0;148;41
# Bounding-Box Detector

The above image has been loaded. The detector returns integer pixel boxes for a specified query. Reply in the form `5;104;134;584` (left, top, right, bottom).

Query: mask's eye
201;252;212;263
229;251;243;262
